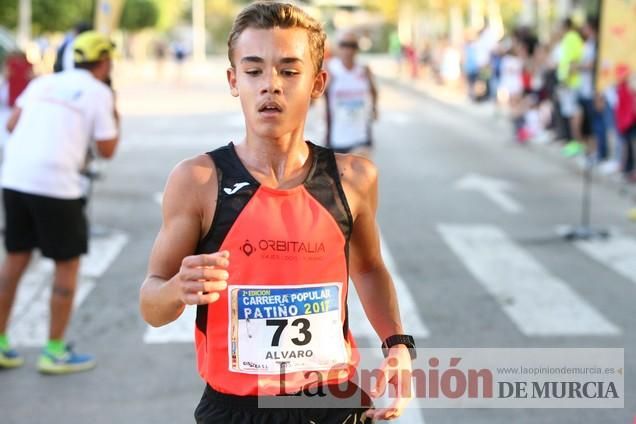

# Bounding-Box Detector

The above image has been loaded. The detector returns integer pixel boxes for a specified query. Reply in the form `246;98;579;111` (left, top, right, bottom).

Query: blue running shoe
37;344;96;375
0;347;24;369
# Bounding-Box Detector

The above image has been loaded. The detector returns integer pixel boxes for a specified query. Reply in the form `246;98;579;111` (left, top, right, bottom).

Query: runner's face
338;36;358;63
228;27;326;139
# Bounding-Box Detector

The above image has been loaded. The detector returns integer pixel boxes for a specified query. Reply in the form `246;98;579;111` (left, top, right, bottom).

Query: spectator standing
0;32;120;374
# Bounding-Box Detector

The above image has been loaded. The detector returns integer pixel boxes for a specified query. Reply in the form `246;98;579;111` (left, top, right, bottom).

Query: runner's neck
234;137;313;190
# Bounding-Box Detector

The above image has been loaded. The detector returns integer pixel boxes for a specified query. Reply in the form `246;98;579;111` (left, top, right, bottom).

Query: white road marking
80;232;129;278
8;231;128;347
144;304;196;343
384;112;411;125
455;174;523;214
143;234;430;343
438;224;620;336
575;235;636;286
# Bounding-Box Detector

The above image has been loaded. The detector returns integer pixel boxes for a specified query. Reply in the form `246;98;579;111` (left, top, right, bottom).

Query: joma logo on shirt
240;239;326;256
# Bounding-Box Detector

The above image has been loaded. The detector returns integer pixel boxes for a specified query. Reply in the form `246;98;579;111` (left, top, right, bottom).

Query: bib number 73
266;318;312;347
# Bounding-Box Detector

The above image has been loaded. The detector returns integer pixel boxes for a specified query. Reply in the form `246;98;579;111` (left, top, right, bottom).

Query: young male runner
325;31;378;156
140;3;414;422
0;31;119;373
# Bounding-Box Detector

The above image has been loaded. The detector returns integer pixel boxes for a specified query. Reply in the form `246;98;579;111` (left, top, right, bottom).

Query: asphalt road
0;58;633;424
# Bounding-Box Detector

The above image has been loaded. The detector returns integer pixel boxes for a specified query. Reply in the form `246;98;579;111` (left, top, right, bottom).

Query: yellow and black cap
73;31;115;63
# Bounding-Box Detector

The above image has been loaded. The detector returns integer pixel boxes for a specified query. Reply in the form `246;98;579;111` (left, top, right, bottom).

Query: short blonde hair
227;2;326;74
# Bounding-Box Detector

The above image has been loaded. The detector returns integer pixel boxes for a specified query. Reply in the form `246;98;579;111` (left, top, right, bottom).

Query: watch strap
381;334;417;359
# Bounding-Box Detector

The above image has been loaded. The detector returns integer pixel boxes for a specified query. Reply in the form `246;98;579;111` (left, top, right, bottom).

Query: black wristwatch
381;334;417;359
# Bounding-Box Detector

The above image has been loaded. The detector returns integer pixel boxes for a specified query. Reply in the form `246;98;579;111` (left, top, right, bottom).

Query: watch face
382;335;417;359
400;335;414;345
391;335;414;346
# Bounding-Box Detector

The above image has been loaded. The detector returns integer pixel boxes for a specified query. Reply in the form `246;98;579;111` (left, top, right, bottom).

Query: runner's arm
342;157;403;340
341;156;413;421
364;65;378;120
140;156;228;327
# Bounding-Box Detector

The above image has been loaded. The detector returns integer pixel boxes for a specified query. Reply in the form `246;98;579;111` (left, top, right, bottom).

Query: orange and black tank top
195;141;358;396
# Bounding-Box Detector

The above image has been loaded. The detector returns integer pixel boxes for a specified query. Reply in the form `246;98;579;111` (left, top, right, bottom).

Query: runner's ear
227;67;239;97
311;69;328;99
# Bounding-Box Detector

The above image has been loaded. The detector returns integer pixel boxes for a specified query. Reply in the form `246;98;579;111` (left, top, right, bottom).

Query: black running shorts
195;383;374;424
3;189;88;261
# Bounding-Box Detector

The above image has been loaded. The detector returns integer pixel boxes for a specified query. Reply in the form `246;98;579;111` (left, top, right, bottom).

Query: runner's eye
245;69;262;76
281;69;300;77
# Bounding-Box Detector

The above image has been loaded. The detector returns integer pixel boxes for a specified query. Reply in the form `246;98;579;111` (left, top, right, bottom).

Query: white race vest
326;58;373;149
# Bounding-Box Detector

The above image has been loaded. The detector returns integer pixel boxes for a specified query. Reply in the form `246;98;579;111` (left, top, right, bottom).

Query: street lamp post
17;0;31;50
192;0;206;62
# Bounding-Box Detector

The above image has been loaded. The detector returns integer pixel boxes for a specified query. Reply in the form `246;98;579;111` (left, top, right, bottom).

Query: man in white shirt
0;31;120;374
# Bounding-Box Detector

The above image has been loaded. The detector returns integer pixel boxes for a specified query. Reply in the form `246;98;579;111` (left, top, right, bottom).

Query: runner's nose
260;69;283;95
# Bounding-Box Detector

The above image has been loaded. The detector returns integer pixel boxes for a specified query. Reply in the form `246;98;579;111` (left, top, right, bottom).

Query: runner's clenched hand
176;251;230;305
366;345;414;421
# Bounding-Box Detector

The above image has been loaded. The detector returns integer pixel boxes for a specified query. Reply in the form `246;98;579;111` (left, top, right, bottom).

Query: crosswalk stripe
438;224;620;336
144;304;196;344
144;233;430;343
575;235;636;286
8;231;128;347
80;232;129;278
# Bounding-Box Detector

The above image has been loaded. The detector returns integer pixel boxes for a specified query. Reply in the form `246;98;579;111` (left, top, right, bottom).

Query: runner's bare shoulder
333;153;378;202
163;154;218;218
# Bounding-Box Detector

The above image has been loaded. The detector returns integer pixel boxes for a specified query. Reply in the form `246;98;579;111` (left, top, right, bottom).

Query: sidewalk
366;54;636;209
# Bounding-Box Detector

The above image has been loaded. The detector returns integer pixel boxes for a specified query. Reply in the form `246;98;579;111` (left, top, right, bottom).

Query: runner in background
325;31;378;158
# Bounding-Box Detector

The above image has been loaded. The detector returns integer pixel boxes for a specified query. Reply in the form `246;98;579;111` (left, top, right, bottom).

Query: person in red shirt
140;2;415;423
5;51;33;107
615;64;636;178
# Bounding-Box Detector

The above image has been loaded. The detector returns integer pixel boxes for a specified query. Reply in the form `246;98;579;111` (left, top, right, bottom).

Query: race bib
335;98;368;124
228;283;348;375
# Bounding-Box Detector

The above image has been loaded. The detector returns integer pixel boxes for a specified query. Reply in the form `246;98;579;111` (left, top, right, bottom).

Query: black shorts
195;384;374;424
3;189;88;261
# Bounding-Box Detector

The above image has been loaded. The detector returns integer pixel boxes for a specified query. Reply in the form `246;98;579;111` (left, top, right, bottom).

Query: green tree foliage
154;0;188;31
205;0;239;52
120;0;160;31
0;0;93;34
0;1;18;29
362;0;400;24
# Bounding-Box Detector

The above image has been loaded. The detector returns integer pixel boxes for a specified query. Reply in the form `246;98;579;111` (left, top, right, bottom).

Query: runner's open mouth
258;102;283;112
